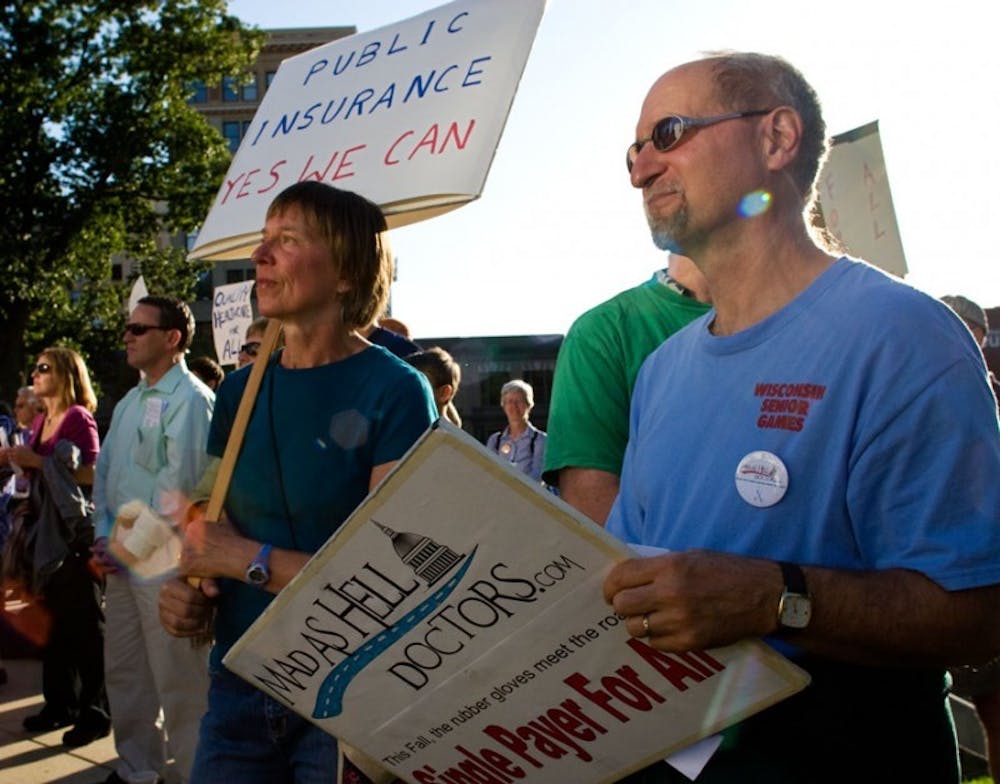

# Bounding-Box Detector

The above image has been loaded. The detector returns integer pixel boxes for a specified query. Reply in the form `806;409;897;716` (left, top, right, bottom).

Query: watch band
777;561;811;631
779;561;808;595
246;543;272;587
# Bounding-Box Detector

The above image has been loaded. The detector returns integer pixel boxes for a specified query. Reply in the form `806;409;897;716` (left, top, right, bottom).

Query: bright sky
228;0;1000;338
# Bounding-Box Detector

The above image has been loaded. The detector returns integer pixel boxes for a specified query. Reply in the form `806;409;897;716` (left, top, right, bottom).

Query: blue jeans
191;665;338;784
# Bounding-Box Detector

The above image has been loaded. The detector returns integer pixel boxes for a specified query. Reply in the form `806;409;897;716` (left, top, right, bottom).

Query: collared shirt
489;423;547;482
93;360;214;539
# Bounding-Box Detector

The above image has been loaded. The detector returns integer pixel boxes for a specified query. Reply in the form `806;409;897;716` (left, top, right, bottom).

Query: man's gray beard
646;206;688;254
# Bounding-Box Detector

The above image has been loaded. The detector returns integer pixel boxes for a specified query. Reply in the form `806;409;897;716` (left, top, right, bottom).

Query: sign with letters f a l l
816;120;908;278
189;0;547;261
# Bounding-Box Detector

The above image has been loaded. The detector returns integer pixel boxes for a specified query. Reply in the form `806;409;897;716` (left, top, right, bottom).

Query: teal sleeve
372;367;437;465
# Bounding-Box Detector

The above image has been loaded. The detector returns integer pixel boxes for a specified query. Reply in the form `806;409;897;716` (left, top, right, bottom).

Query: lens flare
329;410;371;450
738;190;772;218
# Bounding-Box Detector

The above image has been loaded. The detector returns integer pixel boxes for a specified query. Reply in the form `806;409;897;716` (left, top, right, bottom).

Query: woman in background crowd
486;379;546;482
14;386;45;434
0;347;109;747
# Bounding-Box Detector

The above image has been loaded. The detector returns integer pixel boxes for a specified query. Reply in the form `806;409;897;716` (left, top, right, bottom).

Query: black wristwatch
245;543;272;587
777;561;811;630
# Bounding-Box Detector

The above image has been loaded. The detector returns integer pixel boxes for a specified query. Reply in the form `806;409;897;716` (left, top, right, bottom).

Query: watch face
246;564;269;586
779;593;811;629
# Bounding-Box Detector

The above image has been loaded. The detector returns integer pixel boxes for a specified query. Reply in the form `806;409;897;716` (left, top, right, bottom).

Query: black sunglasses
240;342;261;357
32;362;52;374
124;323;169;336
626;109;773;172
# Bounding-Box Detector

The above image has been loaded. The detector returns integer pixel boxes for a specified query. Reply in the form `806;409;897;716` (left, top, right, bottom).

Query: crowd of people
0;49;998;784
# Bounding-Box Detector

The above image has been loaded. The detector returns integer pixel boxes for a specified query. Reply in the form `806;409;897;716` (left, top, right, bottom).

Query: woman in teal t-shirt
160;182;436;784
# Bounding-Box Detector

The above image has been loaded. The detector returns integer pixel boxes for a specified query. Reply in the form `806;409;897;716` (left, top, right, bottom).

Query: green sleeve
543;307;631;482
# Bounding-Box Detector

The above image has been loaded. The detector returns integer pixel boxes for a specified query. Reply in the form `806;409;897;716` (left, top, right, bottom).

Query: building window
265;70;277;90
222;75;257;102
195;269;212;301
241;76;258;102
221;76;240;102
187;80;208;103
226;268;255;284
222;121;242;153
111;263;123;281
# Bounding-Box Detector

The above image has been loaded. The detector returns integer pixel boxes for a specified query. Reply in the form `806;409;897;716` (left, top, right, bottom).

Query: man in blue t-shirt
606;52;1000;783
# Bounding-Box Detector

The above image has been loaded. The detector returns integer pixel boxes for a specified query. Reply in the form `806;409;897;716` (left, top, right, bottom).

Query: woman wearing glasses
0;347;110;747
237;317;270;369
486;379;547;482
159;181;437;783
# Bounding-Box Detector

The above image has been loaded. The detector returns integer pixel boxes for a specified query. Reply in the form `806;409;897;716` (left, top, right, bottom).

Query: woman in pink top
0;346;109;747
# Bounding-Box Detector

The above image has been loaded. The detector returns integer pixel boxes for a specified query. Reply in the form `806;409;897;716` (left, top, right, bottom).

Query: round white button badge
735;451;789;508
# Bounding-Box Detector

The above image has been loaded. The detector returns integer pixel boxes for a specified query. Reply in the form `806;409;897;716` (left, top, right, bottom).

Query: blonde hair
38;346;98;413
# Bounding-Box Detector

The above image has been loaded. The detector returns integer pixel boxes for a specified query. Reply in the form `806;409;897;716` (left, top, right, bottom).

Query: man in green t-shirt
542;254;710;524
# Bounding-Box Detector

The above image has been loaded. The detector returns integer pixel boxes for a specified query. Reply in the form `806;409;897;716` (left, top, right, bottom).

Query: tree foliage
0;0;263;403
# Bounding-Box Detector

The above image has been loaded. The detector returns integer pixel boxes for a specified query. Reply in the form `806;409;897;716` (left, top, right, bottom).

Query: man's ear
167;328;183;351
762;106;802;175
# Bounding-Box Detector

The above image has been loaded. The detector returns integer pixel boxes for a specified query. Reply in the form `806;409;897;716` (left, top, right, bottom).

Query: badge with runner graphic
735;451;789;508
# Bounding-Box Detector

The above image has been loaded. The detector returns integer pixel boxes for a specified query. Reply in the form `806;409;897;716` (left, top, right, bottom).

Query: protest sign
128;275;148;315
189;0;545;261
816;120;908;277
211;280;256;366
225;424;809;784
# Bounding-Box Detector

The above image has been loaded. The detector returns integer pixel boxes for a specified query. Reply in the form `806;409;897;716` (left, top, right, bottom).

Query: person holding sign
604;52;1000;783
158;181;436;784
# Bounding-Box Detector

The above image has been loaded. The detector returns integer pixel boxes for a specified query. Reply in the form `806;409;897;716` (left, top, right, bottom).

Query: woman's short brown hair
266;181;392;330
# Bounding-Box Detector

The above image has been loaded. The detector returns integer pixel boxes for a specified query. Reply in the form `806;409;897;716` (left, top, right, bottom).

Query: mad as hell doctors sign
190;0;545;260
225;425;808;784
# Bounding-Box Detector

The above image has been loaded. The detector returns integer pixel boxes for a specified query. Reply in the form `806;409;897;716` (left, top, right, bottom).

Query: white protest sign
816;120;908;277
190;0;546;261
225;424;808;784
212;280;256;367
128;275;149;315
